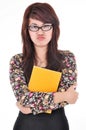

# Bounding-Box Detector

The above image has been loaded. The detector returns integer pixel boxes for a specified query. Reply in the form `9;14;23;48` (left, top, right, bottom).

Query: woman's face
28;18;53;48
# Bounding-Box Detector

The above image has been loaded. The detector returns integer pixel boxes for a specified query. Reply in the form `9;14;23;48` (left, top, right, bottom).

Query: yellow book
28;66;62;114
28;66;62;92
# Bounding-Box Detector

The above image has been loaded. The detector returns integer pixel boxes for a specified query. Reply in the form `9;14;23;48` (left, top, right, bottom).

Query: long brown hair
21;2;64;83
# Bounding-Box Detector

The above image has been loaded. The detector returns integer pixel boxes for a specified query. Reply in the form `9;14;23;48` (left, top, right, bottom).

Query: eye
42;24;52;31
29;25;38;31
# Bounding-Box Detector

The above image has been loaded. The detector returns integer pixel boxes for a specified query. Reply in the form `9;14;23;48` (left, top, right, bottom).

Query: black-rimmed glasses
28;24;53;32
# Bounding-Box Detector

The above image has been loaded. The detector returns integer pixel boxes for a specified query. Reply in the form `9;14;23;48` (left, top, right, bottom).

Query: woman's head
22;2;60;56
22;2;63;82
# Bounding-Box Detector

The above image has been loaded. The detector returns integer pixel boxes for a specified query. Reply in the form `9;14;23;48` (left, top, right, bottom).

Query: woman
9;2;78;130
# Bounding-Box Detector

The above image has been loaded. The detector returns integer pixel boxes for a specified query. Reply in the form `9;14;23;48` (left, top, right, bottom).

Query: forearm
16;91;67;115
19;91;55;114
53;91;66;104
16;92;65;115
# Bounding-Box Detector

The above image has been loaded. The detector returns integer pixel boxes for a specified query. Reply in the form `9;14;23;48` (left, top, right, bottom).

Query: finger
72;85;77;90
16;102;18;106
16;102;21;107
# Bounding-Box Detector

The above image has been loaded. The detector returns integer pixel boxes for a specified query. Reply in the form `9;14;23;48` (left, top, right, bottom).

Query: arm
55;51;78;108
16;84;78;114
9;54;56;115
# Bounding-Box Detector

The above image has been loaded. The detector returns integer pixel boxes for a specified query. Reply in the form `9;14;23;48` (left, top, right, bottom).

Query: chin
34;43;48;48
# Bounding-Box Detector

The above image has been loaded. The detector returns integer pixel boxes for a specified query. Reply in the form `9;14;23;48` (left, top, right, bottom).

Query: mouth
37;36;45;41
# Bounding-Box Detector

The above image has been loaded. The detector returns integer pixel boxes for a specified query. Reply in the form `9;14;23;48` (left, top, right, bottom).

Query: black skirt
13;108;69;130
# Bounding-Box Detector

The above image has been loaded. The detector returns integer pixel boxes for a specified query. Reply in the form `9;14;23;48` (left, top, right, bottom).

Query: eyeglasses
28;24;53;32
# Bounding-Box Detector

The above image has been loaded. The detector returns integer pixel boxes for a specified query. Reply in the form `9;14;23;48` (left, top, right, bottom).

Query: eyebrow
30;23;38;25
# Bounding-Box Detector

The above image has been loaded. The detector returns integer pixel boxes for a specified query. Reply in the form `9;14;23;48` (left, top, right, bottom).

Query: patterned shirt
9;50;77;115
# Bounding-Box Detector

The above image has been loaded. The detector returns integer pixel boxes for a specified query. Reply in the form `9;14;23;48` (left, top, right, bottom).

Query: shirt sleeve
56;51;77;108
9;54;56;115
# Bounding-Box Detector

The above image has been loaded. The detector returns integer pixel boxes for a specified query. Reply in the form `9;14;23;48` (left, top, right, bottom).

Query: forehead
29;18;44;26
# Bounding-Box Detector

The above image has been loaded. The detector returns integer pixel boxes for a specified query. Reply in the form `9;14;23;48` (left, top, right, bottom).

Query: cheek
29;32;36;41
47;31;53;41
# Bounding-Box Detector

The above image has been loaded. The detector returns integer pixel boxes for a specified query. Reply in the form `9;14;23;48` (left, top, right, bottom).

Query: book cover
28;66;62;92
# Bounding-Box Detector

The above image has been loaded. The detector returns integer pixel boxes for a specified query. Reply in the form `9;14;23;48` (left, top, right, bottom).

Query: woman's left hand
16;102;32;114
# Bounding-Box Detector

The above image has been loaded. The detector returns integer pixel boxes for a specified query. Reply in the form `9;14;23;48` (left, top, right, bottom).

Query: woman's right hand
65;85;79;104
16;102;32;114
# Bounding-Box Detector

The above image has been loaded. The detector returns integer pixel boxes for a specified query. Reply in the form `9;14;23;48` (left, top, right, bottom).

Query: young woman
9;2;78;130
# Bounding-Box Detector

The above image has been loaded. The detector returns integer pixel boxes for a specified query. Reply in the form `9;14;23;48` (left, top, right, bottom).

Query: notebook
28;66;62;92
28;66;62;114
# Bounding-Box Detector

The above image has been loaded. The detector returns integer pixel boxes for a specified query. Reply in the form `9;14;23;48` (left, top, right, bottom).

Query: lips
37;36;45;41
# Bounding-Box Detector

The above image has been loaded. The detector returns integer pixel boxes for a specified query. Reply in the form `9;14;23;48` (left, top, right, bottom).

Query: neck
34;46;48;67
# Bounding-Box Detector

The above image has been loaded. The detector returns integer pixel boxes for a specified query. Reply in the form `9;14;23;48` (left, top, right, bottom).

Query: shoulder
59;50;75;57
10;53;23;61
59;50;76;67
59;50;76;60
9;53;23;65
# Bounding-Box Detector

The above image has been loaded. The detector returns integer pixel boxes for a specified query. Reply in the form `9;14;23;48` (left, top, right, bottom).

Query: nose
37;28;44;34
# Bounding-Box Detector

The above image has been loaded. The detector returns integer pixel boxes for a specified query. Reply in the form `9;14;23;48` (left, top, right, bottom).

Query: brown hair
21;2;64;83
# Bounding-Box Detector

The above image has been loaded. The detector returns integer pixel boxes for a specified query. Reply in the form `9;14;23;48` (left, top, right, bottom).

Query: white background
0;0;86;130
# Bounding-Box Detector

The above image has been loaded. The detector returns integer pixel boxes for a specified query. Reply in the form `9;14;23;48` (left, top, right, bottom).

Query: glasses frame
28;24;53;32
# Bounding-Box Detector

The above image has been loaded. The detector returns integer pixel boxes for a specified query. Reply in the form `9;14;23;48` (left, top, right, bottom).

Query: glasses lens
29;25;38;32
42;25;52;31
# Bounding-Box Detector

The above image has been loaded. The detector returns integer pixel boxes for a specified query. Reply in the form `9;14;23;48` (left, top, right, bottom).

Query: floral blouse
9;50;77;115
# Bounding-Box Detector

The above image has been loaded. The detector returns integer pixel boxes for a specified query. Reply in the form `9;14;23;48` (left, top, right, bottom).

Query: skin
16;18;78;114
